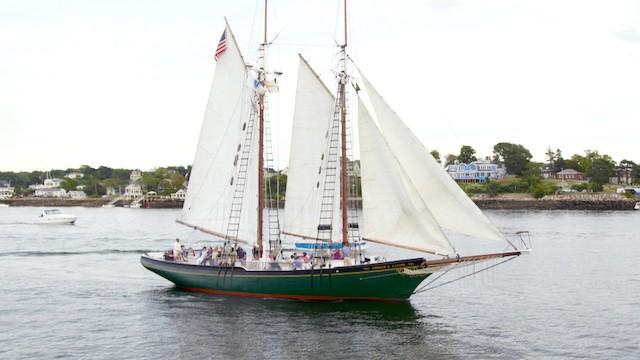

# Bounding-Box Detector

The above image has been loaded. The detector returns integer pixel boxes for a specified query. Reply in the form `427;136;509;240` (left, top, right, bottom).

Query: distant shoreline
1;194;637;210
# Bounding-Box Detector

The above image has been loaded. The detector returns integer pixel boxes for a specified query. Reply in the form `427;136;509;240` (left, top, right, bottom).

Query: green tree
618;159;636;185
82;176;105;196
486;180;500;197
588;158;615;191
492;142;532;175
430;149;441;164
444;154;457;166
95;166;113;180
458;145;477;164
141;173;160;192
79;165;96;176
522;162;543;188
61;178;78;192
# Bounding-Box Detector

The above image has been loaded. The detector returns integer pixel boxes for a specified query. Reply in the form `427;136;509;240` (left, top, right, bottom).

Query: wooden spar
340;0;349;246
344;0;348;47
423;251;522;267
257;0;268;258
264;0;267;44
258;94;265;257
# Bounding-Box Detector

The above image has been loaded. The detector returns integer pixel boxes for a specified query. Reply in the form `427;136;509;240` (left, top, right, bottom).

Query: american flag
214;30;227;61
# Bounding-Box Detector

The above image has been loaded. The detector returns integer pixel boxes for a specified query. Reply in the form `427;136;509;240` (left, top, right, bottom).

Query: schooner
141;1;529;301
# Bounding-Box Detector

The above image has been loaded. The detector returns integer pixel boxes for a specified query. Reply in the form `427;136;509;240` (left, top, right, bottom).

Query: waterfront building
106;187;119;196
610;167;633;185
124;184;142;199
130;170;142;183
541;165;556;179
0;180;15;199
44;178;64;188
171;189;186;200
556;169;585;181
446;159;506;183
68;190;87;199
34;188;67;197
66;172;84;179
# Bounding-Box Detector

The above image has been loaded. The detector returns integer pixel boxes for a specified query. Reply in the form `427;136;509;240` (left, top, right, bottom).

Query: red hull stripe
184;287;404;302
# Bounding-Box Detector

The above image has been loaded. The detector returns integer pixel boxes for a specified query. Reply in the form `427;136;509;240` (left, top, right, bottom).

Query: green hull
140;255;430;301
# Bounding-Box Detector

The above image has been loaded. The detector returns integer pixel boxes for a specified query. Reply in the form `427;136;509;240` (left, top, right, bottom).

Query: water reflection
139;287;458;359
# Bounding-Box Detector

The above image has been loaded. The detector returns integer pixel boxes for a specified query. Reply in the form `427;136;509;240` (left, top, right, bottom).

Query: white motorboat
0;203;9;208
634;202;640;211
35;208;77;224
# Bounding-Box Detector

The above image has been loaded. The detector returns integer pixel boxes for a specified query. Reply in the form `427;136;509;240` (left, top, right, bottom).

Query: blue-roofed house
446;159;506;183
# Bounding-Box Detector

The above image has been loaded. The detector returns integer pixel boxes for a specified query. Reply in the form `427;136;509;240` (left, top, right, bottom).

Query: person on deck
197;246;211;265
236;247;247;266
342;245;351;258
173;239;183;262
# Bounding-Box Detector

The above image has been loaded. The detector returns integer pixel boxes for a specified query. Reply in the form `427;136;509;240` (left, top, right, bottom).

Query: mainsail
358;96;455;255
358;71;505;243
283;55;342;241
180;22;259;243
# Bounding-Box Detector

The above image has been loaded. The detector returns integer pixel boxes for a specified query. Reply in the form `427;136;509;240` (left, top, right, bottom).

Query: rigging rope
412;256;517;294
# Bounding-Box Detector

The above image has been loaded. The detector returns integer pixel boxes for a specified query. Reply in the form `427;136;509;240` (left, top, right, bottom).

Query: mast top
343;0;348;48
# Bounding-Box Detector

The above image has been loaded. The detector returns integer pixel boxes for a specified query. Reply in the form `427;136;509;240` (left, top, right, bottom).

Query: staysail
283;55;342;241
180;22;259;243
358;96;455;255
358;71;505;243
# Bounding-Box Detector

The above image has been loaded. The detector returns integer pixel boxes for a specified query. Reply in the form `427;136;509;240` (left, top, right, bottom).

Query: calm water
0;207;638;359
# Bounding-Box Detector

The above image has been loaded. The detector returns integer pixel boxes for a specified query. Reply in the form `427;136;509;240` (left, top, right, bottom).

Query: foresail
181;22;258;242
283;55;341;241
358;96;454;255
358;72;505;243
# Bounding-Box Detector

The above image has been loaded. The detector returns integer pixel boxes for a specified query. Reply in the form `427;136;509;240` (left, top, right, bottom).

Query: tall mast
257;0;267;257
339;0;349;246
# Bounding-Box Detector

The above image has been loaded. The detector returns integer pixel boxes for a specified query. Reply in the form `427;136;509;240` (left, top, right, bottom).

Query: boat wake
0;249;157;257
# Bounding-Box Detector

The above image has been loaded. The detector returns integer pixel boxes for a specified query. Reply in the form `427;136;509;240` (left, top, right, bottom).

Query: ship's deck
145;251;377;271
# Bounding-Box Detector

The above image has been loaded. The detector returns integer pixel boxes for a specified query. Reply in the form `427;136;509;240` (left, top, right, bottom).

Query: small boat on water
634;202;640;211
0;203;9;208
35;208;77;225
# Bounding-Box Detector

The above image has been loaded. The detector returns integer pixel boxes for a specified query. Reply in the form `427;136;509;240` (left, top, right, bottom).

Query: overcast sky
1;0;639;172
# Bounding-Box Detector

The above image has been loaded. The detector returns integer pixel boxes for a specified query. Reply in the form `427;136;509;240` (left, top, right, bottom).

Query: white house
66;172;84;179
34;188;67;197
124;184;142;199
171;189;186;200
68;190;87;199
0;180;14;199
44;178;64;188
130;170;142;183
105;187;119;196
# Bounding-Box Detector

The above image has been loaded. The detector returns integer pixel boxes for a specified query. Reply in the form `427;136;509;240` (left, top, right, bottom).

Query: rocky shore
470;193;638;210
1;193;637;210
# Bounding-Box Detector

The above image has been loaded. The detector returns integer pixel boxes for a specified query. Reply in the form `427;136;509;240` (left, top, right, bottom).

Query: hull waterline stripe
183;287;405;302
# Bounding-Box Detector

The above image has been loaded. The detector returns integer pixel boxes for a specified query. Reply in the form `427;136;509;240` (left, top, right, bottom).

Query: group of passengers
290;252;310;270
164;239;248;266
164;239;354;268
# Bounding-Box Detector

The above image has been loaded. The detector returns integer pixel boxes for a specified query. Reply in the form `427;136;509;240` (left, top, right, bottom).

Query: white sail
180;22;259;243
283;55;341;241
358;72;505;243
358;96;455;255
